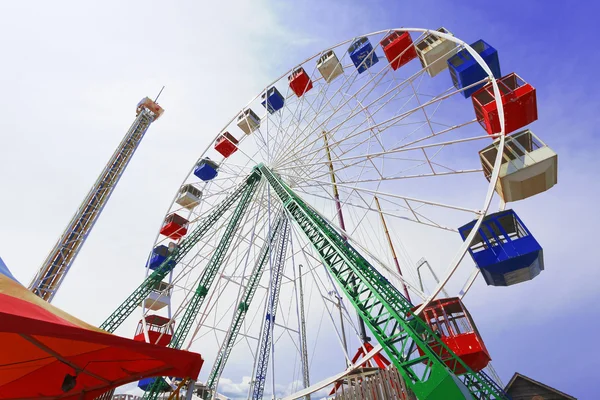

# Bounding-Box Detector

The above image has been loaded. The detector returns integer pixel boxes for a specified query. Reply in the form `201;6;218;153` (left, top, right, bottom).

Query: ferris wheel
102;27;558;400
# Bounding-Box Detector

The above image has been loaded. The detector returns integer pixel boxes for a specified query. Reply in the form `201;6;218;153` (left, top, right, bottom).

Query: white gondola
317;50;343;83
141;281;172;311
479;129;558;202
175;184;203;210
237;109;260;135
415;27;458;77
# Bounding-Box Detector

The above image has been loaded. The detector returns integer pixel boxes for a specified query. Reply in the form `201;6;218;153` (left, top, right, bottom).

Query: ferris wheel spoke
274;64;435;168
287;174;480;214
275;133;489;176
273;52;397;168
276;84;469;172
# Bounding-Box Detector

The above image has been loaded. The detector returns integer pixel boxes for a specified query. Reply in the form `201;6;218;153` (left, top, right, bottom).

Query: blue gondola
147;245;176;271
194;158;218;181
447;39;501;98
348;37;379;74
138;377;171;392
458;209;544;286
261;87;285;114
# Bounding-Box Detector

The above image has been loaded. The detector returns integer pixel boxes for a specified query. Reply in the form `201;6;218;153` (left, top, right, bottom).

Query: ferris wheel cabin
317;50;344;83
381;30;417;71
237;108;261;134
214;131;239;158
194;158;219;181
415;27;459;77
413;297;491;375
479;129;558;202
141;281;172;311
459;209;544;287
447;39;501;98
261;87;285;114
472;72;538;135
133;314;173;346
138;377;171;392
147;244;177;271
288;67;313;97
136;97;164;120
175;184;203;210
159;213;189;240
348;37;379;74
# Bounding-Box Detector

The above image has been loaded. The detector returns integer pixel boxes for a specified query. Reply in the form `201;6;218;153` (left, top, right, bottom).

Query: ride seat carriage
138;377;171;392
479;129;557;202
147;244;177;271
317;50;343;83
415;27;458;77
133;314;173;346
194;158;219;181
348;37;379;74
459;209;544;286
214;132;239;158
159;213;189;240
261;87;285;114
412;297;491;375
381;30;417;70
447;39;501;98
237;109;260;134
136;97;164;120
288;67;313;97
175;184;203;210
472;72;538;135
141;281;172;311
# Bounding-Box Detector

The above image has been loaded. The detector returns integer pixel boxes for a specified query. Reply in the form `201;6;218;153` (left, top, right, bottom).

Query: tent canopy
0;256;203;400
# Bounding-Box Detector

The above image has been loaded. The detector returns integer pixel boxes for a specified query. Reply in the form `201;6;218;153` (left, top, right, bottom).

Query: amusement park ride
28;96;165;302
33;27;559;400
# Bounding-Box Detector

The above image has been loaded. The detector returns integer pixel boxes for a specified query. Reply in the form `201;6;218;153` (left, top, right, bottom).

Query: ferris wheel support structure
29;97;164;302
99;172;259;333
143;174;260;400
250;216;291;400
258;164;507;400
206;213;286;398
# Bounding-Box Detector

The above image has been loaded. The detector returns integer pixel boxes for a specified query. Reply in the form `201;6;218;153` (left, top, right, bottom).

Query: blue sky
0;0;598;398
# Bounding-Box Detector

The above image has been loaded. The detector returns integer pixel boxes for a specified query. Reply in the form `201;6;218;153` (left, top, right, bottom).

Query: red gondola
472;72;537;136
159;213;189;240
288;67;313;97
413;297;490;374
215;132;239;158
133;314;173;347
381;30;417;70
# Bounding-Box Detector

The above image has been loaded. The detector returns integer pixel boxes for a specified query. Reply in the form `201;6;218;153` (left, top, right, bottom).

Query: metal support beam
374;196;411;302
251;216;291;399
205;213;286;398
259;164;507;400
143;172;261;400
100;170;261;333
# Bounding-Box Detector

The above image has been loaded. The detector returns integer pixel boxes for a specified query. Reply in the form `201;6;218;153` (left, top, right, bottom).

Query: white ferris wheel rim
138;26;507;397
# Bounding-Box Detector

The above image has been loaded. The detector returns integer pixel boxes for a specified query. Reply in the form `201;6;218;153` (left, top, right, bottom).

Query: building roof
504;372;576;400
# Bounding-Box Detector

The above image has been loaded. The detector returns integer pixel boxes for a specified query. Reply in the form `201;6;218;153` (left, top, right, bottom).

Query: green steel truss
143;171;261;400
204;212;286;398
258;165;507;400
100;170;261;333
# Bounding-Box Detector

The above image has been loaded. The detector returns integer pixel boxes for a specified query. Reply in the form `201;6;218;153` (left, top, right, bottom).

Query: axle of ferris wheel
28;96;164;302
